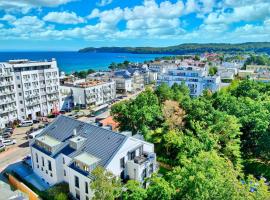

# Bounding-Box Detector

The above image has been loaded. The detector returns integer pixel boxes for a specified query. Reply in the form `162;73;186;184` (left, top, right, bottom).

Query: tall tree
90;167;122;200
122;180;147;200
146;175;175;200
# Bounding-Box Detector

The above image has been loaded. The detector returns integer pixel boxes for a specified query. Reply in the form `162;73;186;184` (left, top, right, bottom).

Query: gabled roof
36;115;128;167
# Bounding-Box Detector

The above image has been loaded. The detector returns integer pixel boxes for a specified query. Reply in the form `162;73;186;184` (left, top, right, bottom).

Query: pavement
0;126;31;172
0;89;144;173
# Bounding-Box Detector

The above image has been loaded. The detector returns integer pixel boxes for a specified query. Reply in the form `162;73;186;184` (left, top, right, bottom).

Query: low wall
8;174;40;200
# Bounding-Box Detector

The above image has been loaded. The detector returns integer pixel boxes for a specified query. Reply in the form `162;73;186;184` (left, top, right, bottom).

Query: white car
2;139;16;146
19;120;33;127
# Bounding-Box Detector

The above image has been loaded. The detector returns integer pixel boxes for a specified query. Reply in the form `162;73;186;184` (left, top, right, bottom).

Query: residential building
157;66;221;96
30;115;157;200
0;63;17;128
11;59;60;120
0;59;60;128
61;80;116;108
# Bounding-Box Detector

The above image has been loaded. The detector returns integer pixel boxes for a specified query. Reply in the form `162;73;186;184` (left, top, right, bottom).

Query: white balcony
126;152;157;182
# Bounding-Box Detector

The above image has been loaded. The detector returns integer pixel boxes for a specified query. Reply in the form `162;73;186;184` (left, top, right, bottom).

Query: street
0;126;31;172
0;89;144;173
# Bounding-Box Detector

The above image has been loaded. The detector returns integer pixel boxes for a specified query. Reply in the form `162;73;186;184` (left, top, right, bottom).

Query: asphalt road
0;126;31;172
0;90;144;172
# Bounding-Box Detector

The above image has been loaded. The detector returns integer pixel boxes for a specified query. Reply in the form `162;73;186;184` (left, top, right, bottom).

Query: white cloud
97;0;113;7
0;0;74;13
43;12;85;24
0;14;16;22
205;1;270;24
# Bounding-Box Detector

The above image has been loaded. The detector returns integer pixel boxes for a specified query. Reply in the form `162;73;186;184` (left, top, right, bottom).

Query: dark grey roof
37;115;127;167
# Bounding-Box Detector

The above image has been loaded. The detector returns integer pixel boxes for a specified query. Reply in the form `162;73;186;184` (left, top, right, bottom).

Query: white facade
30;116;157;200
158;66;221;96
12;59;60;120
0;63;17;128
61;81;116;108
0;59;60;128
113;77;133;93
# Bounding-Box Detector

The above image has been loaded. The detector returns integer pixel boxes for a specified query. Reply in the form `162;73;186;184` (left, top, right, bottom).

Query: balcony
126;152;157;182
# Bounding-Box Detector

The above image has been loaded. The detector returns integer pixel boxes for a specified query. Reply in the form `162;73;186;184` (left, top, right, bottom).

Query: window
85;182;89;194
16;76;20;80
42;157;44;166
86;196;89;200
75;189;80;200
48;160;52;171
64;170;66;176
17;84;21;88
63;157;65;164
130;151;136;160
35;153;38;163
75;176;79;188
20;101;23;104
120;157;125;168
19;92;22;96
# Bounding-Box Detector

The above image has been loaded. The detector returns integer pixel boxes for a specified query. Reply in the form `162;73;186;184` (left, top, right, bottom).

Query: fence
8;174;40;200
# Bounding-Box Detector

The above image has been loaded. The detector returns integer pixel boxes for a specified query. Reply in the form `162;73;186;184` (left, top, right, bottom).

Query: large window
48;160;52;171
85;182;89;194
35;153;38;163
120;157;125;168
75;176;80;188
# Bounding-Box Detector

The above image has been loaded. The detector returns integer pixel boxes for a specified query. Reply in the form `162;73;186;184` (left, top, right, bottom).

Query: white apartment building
11;59;60;120
0;63;17;128
30;115;157;200
0;59;60;128
157;66;221;96
61;80;116;108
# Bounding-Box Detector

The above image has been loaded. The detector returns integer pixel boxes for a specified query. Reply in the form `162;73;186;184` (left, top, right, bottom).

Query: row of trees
72;69;95;78
108;80;270;199
109;60;130;70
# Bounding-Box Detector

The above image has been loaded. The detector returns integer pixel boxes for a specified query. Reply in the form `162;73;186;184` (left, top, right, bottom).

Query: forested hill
78;42;270;54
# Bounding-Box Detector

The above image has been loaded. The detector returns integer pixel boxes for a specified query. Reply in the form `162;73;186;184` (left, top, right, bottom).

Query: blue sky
0;0;270;50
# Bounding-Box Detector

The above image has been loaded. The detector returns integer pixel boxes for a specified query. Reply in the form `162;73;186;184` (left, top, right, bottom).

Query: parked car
60;110;66;114
3;127;14;134
19;120;33;127
1;132;11;139
33;119;40;124
0;140;5;151
2;139;16;146
26;127;38;135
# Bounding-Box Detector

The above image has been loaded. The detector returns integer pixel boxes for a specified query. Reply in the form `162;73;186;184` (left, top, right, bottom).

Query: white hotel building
30;115;157;200
60;80;116;109
0;59;60;128
157;66;221;96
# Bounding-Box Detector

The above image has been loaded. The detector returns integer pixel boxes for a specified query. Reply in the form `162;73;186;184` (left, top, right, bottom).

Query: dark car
60;110;66;114
33;119;40;124
3;127;13;134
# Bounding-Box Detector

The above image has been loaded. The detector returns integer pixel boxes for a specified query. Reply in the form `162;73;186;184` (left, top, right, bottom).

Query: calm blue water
0;52;165;73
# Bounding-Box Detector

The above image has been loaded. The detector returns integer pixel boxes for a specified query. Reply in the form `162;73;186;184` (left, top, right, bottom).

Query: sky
0;0;270;51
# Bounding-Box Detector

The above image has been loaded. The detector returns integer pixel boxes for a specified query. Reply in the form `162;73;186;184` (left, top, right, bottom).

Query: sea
0;52;166;73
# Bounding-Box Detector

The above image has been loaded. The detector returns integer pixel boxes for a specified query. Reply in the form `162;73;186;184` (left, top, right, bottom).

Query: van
28;128;44;139
19;120;33;127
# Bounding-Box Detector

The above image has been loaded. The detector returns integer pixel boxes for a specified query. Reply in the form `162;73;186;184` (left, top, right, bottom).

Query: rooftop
75;152;100;166
36;135;61;147
36;115;128;167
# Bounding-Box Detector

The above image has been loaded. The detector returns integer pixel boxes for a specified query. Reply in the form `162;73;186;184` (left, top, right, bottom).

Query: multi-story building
11;59;60;120
157;66;221;96
30;115;157;200
61;80;116;108
0;63;17;128
0;59;60;128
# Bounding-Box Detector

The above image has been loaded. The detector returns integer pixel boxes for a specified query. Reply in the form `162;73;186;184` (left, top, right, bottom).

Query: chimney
73;128;77;137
